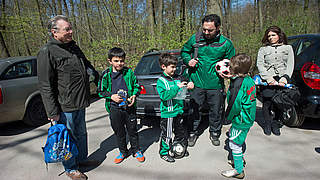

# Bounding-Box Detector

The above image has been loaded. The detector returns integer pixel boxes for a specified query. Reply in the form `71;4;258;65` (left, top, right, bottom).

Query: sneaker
188;134;198;147
66;170;88;180
227;158;246;168
160;155;175;163
134;150;145;163
209;134;220;146
114;152;126;164
221;169;245;179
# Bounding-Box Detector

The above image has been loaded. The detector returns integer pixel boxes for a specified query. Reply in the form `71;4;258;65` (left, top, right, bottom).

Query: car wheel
283;107;305;127
24;96;48;126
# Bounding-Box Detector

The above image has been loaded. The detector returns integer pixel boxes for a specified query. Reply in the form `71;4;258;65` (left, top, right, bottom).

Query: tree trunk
158;0;163;36
318;0;320;33
0;0;10;57
52;0;57;15
303;0;309;33
206;0;222;18
35;0;45;29
57;0;62;15
179;0;186;42
14;0;31;56
83;0;93;43
258;0;263;32
62;0;70;17
147;0;155;47
70;0;80;45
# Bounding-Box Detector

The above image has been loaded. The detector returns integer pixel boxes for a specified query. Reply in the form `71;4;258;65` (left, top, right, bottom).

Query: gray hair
48;15;69;37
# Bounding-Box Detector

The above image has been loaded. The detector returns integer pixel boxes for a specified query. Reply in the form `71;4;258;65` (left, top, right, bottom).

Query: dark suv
286;34;320;126
134;49;189;120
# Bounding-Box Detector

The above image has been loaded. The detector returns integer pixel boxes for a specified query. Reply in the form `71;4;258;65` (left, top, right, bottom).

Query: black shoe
188;134;198;147
160;155;175;163
263;125;271;136
210;134;220;146
271;123;281;136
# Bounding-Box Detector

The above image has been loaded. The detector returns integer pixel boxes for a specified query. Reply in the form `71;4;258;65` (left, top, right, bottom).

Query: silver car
0;56;47;126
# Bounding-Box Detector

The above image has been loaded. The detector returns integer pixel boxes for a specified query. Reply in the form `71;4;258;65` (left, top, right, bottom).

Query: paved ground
0;98;320;180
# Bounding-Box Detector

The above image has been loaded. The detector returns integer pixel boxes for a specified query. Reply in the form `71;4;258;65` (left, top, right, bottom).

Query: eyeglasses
202;28;216;33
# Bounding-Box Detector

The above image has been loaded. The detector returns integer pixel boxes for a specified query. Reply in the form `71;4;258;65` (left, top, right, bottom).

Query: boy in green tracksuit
97;47;145;164
220;54;256;179
156;53;194;163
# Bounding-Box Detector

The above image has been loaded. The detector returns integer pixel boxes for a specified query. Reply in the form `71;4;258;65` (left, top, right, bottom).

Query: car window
296;38;318;56
2;61;33;80
298;41;320;63
135;55;162;75
135;54;183;75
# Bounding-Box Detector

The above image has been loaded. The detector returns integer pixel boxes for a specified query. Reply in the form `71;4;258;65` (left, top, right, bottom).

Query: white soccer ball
215;59;231;77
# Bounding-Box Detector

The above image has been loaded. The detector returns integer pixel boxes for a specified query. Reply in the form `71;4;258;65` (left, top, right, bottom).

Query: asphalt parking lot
0;98;320;180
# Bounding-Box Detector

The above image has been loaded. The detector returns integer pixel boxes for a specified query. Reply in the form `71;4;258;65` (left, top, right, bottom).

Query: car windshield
135;55;162;75
135;53;183;75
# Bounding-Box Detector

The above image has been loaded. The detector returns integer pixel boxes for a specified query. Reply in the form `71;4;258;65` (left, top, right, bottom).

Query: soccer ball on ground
215;59;232;77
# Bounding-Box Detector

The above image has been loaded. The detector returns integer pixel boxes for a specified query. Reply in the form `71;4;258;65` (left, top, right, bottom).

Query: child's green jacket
226;76;256;130
156;73;185;118
97;66;140;113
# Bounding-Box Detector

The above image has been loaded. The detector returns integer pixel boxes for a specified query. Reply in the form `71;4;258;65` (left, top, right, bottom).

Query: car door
0;58;38;123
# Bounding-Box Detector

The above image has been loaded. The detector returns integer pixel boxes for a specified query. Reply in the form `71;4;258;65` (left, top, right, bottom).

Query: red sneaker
134;151;145;163
114;152;125;164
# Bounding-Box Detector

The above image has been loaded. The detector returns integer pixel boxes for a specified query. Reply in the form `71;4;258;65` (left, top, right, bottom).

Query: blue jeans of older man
58;109;88;172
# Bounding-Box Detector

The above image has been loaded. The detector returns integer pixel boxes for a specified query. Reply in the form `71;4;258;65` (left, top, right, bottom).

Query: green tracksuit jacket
156;73;185;118
181;33;235;89
97;66;140;113
226;76;257;130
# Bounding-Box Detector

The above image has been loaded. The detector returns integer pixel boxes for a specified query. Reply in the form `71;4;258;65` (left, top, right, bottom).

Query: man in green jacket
181;14;235;147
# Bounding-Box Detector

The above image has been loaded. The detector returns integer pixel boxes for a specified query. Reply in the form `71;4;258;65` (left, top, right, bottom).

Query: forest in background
1;0;320;70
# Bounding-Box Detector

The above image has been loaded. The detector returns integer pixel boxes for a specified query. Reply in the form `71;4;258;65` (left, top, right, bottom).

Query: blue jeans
58;109;88;172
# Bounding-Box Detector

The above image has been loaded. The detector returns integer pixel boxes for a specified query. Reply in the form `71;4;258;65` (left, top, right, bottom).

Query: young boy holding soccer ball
218;54;256;179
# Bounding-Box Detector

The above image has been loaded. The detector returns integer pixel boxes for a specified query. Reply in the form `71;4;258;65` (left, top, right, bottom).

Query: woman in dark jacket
256;26;294;136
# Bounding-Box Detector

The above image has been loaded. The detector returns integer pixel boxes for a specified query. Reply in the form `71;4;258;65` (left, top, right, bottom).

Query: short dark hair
159;53;178;67
108;47;126;60
202;14;221;28
48;15;69;37
230;54;252;77
262;26;288;45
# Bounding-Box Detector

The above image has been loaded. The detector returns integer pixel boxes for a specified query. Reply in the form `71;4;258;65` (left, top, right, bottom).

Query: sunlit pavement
0;98;320;180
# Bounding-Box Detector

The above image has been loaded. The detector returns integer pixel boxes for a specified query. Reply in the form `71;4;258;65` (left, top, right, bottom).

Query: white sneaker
221;169;245;179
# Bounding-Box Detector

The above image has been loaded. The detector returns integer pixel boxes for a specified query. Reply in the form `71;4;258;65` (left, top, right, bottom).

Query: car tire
23;96;48;126
283;107;305;127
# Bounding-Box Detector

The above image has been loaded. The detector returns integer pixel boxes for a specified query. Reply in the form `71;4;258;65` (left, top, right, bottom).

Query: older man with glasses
181;14;235;147
37;15;99;180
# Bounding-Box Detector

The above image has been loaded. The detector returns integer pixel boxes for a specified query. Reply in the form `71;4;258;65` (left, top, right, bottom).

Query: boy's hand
111;94;123;103
188;58;198;67
187;82;194;89
127;95;136;107
177;81;187;88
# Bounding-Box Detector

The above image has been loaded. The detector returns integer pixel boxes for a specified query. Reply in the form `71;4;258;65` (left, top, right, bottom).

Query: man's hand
128;95;136;107
48;115;60;122
188;58;198;67
177;82;187;88
111;94;124;103
187;82;194;89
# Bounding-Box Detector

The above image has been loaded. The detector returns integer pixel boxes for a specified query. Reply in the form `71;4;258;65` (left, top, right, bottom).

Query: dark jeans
58;109;87;172
189;87;224;137
109;106;139;156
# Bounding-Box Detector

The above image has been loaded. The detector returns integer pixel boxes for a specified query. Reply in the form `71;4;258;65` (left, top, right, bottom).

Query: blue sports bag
42;123;78;164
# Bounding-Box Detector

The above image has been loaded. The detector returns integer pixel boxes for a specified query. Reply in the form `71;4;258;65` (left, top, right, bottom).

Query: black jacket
37;37;98;118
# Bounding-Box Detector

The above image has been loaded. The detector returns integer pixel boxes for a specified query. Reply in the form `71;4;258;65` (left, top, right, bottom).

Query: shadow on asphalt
80;126;161;173
0;120;48;136
298;118;320;130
